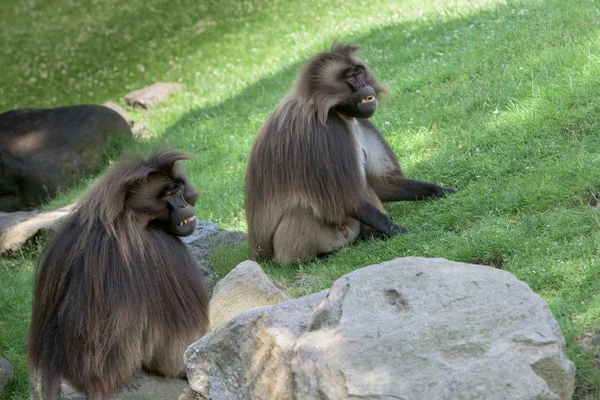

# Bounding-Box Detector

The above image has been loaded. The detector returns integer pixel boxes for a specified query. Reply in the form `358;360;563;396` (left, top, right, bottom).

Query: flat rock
125;83;183;109
0;204;74;254
30;371;188;400
209;260;289;329
184;257;575;400
181;220;247;290
0;356;13;393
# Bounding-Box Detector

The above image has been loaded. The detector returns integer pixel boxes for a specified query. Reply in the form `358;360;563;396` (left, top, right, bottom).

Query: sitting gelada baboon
245;44;456;265
28;150;209;399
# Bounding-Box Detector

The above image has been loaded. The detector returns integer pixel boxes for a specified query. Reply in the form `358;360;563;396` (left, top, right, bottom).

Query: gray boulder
0;356;13;394
181;220;247;289
103;101;134;127
30;371;187;400
184;257;575;400
125;83;183;109
209;260;289;329
0;205;74;254
185;291;327;400
0;104;132;211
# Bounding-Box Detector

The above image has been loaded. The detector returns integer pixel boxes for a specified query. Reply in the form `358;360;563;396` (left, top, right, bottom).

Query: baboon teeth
178;215;196;226
361;95;376;103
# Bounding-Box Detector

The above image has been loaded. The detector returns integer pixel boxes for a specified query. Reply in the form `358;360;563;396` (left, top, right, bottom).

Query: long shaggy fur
27;151;209;399
246;44;454;264
245;44;387;261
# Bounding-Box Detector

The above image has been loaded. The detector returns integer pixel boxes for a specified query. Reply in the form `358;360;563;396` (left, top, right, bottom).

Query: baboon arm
349;201;403;236
370;172;456;202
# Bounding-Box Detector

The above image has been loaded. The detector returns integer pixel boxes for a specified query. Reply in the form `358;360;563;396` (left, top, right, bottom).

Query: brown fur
27;150;209;399
245;44;455;265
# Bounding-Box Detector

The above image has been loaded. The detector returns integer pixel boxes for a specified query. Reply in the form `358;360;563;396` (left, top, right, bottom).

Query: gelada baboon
245;44;456;265
27;150;209;399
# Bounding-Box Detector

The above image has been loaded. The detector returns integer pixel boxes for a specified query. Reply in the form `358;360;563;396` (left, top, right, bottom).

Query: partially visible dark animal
245;44;456;265
27;150;209;399
0;104;132;212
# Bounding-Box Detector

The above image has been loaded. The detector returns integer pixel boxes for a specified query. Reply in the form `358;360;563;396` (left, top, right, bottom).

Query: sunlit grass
2;0;600;398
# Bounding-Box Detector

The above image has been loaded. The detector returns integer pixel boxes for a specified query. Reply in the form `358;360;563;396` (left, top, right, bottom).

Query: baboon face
334;63;379;118
126;165;199;237
299;45;385;120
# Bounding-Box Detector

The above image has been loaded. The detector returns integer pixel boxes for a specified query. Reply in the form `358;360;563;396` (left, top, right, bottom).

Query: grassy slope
2;0;600;398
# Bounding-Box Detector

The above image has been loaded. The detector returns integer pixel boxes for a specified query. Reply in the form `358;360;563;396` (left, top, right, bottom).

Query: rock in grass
30;371;188;400
181;220;247;290
0;104;132;212
184;257;575;400
0;356;13;394
102;101;134;127
0;205;75;255
575;329;600;353
125;83;183;109
209;260;289;329
185;291;327;400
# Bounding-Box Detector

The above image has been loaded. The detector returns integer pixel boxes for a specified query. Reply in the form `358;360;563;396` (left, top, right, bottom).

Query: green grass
2;0;600;398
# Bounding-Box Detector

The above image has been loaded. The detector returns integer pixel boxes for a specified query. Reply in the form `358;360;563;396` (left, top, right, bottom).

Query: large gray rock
184;257;575;400
0;104;132;211
30;371;188;400
181;221;247;289
185;291;328;400
0;105;132;212
0;204;74;254
102;101;149;139
103;101;134;127
209;260;289;329
0;356;13;393
125;83;183;109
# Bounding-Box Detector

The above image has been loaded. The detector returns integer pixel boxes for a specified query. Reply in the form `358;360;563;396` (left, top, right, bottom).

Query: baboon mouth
178;215;196;226
361;95;376;103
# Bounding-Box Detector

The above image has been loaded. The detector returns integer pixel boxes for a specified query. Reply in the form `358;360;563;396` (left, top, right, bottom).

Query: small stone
209;260;289;329
576;330;600;353
125;83;183;109
181;220;247;290
0;356;14;393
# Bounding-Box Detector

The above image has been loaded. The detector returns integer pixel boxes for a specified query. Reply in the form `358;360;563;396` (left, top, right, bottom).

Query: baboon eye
343;67;365;81
162;185;183;199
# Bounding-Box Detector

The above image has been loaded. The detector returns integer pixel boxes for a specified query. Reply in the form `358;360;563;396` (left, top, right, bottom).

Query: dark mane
70;150;190;262
28;150;208;398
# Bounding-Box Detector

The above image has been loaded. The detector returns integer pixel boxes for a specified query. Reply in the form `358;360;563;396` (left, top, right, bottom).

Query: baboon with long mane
28;150;209;399
245;44;455;265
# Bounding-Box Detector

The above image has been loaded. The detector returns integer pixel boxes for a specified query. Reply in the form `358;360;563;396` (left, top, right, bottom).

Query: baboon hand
434;186;457;197
389;223;409;236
